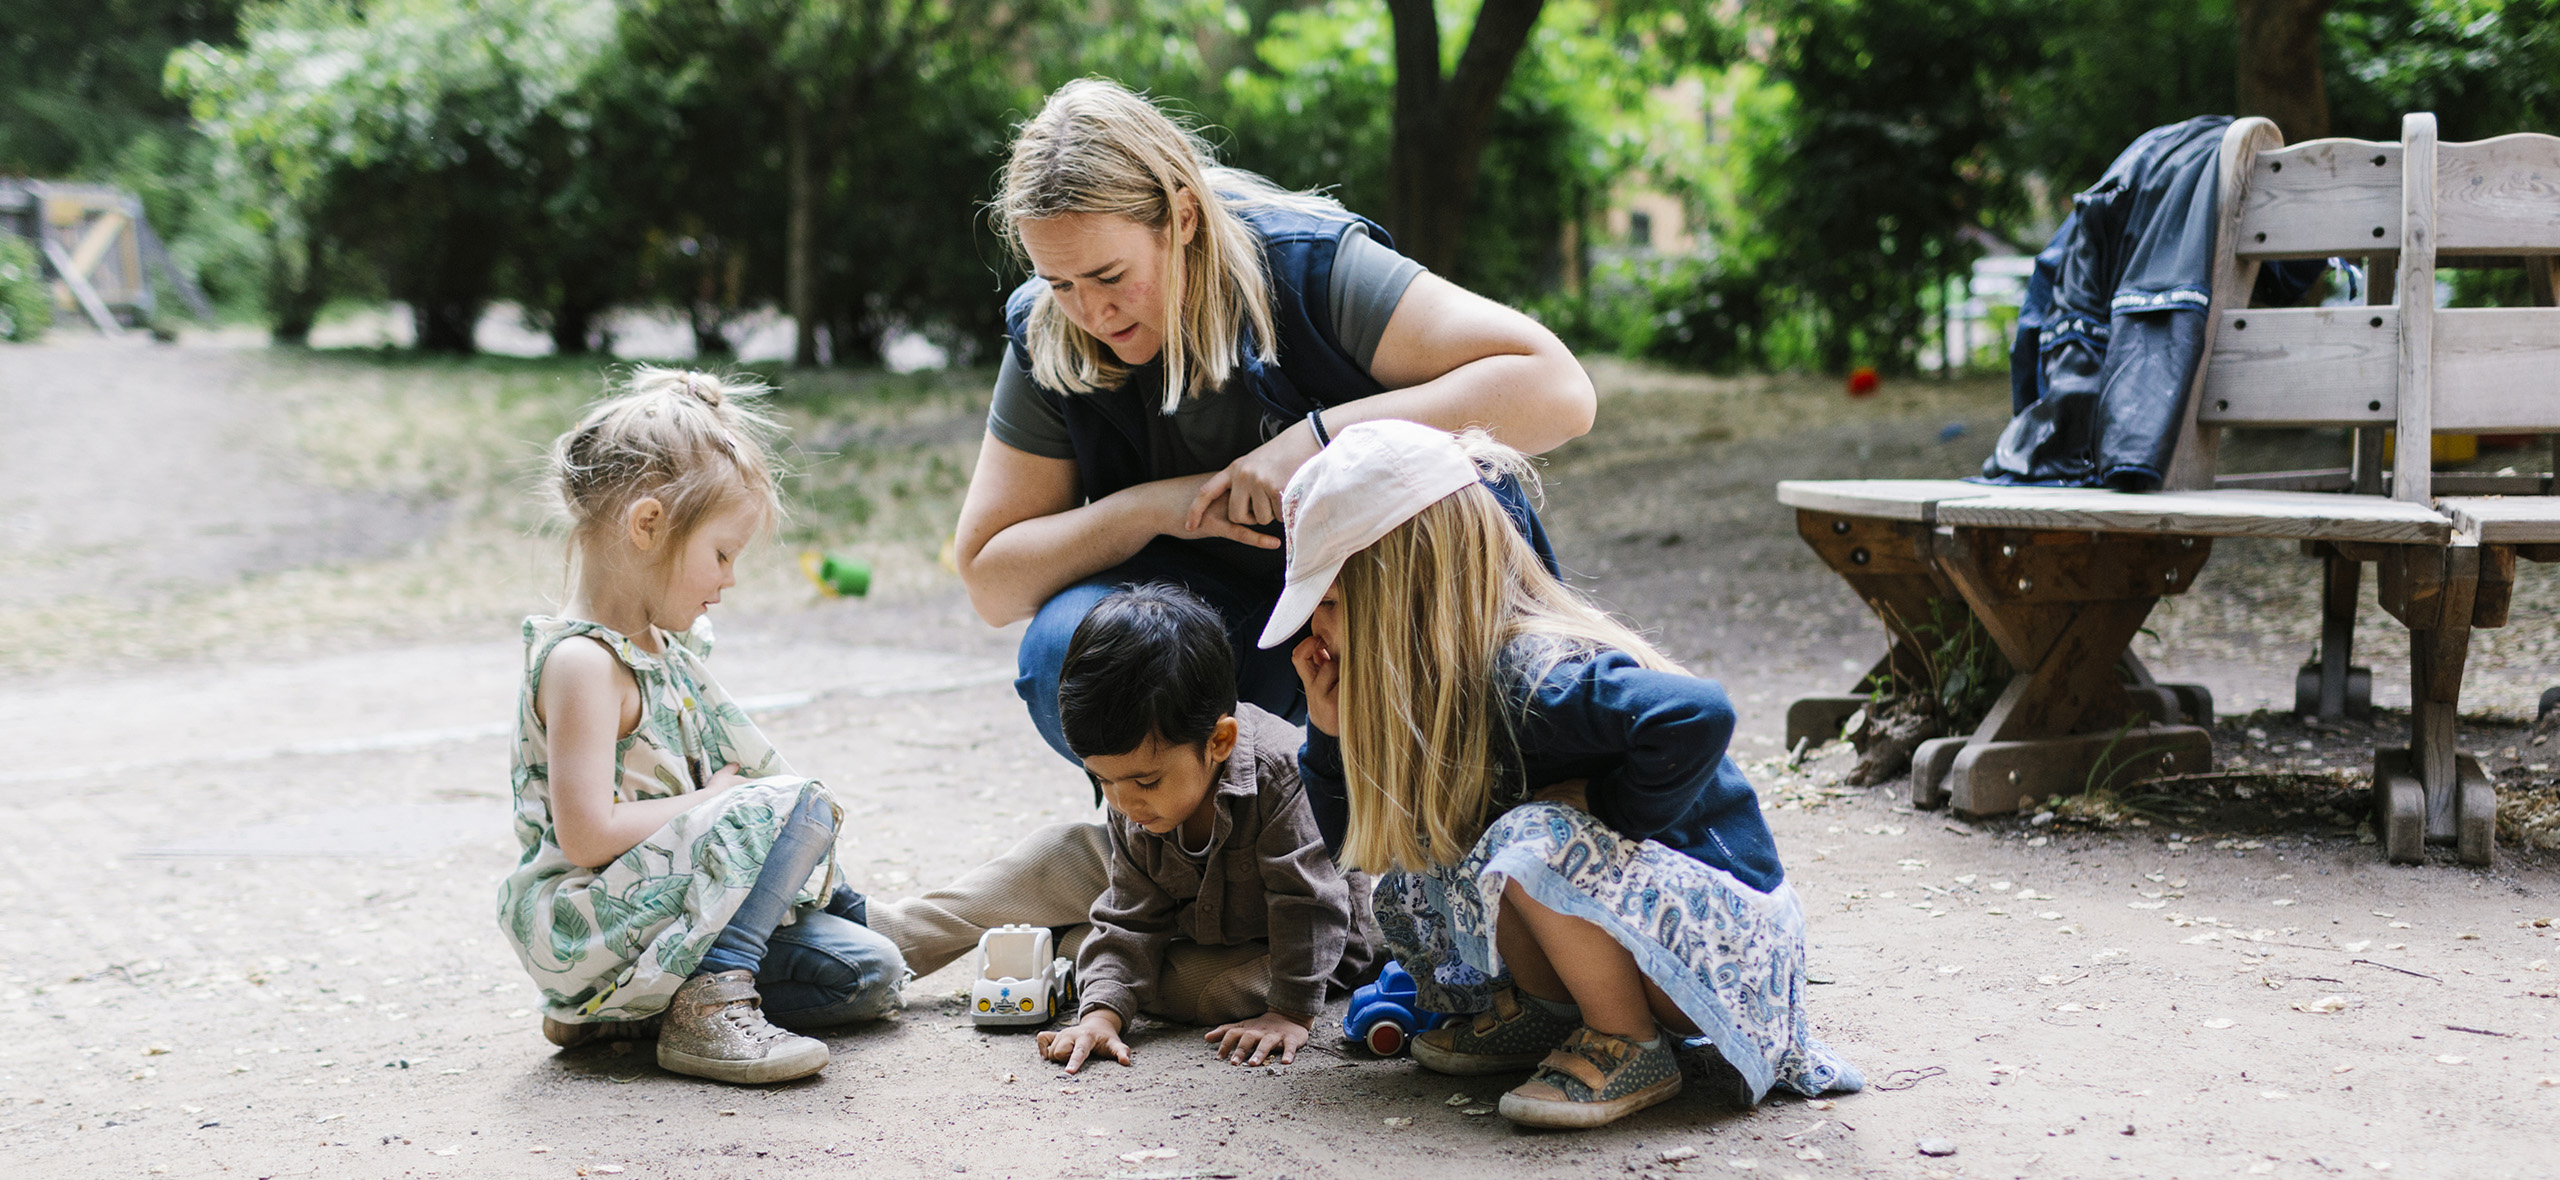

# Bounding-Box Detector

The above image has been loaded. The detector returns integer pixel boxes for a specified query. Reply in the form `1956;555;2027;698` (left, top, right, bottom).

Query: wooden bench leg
2296;549;2372;719
2123;650;2213;726
1909;735;1964;809
2378;542;2504;865
1932;529;2214;816
1785;510;1962;757
1951;727;2213;816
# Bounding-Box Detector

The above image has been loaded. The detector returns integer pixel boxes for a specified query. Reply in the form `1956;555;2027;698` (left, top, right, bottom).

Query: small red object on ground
1847;366;1880;397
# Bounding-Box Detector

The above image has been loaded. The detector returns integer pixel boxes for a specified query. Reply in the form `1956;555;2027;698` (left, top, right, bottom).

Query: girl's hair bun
548;366;785;556
628;365;744;410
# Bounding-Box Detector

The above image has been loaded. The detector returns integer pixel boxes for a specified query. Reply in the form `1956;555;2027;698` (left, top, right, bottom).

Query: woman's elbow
1540;347;1597;441
965;587;1032;628
956;553;1034;627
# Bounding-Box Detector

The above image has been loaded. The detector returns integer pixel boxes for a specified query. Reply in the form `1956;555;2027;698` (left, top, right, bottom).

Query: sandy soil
3;339;2557;1180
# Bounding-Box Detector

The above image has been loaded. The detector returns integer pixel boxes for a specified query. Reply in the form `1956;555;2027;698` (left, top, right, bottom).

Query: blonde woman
1261;421;1860;1129
953;77;1592;762
871;78;1592;977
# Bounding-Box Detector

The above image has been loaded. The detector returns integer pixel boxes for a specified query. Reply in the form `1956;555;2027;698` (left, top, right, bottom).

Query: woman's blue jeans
1015;536;1305;765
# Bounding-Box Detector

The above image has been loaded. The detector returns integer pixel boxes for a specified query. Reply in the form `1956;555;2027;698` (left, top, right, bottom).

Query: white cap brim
1256;550;1346;649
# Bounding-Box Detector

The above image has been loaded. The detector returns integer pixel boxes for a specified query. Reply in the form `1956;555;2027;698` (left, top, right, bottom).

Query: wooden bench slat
2435;134;2560;255
2199;306;2399;424
1933;487;2450;542
2197;306;2560;428
2432;307;2560;430
1773;479;1997;521
2235;138;2401;259
2440;496;2560;542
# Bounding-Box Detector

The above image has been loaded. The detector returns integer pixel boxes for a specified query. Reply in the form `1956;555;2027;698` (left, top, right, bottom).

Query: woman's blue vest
1000;203;1555;567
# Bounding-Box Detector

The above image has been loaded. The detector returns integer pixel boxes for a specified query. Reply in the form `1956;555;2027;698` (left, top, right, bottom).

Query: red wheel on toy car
1365;1020;1406;1056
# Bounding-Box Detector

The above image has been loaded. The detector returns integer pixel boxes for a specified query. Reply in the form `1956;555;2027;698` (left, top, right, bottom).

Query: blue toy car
1343;960;1451;1056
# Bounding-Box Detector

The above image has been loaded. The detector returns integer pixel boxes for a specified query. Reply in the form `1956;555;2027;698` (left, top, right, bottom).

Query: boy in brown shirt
1035;583;1381;1073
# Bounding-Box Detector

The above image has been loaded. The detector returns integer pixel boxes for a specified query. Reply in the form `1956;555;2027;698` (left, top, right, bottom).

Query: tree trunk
2236;0;2332;141
549;301;599;355
265;224;321;347
1383;0;1549;277
786;89;820;368
414;298;481;354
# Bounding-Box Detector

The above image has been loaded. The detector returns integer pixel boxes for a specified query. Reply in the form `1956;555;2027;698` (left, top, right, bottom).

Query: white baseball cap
1256;419;1483;649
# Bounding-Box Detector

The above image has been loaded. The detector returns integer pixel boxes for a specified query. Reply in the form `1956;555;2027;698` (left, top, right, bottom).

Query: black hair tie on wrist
1307;407;1331;446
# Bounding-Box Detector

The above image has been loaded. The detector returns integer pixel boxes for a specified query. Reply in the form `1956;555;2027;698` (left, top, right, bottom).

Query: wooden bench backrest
2168;114;2560;501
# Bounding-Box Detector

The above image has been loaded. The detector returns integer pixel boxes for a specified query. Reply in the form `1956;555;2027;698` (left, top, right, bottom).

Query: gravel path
2;344;2555;1178
0;337;446;611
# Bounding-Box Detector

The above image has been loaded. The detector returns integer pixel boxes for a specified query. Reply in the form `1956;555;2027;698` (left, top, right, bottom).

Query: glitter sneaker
656;969;830;1084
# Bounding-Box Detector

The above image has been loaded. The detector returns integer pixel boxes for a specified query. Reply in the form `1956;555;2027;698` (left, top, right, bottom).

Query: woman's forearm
961;482;1174;625
1327;349;1595;454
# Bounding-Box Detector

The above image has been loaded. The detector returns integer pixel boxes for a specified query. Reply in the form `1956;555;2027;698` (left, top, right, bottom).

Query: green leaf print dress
499;616;841;1023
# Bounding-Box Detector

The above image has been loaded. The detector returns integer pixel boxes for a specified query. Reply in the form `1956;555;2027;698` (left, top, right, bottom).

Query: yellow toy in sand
799;550;871;598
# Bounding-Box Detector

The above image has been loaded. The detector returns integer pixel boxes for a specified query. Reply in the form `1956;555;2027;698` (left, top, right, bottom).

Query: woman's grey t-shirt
985;223;1424;474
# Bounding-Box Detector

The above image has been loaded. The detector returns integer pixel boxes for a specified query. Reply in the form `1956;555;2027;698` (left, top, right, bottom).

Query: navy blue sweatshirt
1297;645;1785;893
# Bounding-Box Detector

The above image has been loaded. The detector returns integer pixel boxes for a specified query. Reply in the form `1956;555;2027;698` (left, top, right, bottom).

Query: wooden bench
1778;113;2560;866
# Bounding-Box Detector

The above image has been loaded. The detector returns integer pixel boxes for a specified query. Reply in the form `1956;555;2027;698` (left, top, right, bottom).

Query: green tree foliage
1736;0;2040;372
2003;0;2237;194
2329;0;2560;140
617;0;1036;364
1076;0;1698;305
172;0;616;349
0;234;55;342
2;2;248;314
0;0;242;176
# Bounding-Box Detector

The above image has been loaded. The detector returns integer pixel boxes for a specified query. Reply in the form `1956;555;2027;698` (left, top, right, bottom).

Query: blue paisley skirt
1374;802;1860;1102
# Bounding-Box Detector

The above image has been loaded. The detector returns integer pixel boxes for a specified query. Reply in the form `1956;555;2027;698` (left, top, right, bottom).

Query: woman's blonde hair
548;366;786;564
1333;433;1683;875
995;77;1344;412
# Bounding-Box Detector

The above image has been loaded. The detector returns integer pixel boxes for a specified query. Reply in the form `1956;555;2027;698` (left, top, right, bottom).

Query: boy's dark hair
1058;582;1238;759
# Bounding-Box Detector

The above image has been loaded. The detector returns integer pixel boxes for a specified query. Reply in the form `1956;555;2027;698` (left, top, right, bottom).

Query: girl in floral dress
1263;420;1860;1129
499;368;904;1085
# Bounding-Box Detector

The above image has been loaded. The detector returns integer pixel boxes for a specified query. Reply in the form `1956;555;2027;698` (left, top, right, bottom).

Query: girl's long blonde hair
1334;434;1683;875
995;77;1344;412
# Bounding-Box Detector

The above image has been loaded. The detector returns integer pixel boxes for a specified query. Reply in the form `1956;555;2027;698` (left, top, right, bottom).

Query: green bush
0;235;53;342
1540;255;1775;373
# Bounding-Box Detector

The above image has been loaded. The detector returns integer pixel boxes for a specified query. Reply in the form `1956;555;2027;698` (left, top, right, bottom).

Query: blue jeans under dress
695;791;909;1028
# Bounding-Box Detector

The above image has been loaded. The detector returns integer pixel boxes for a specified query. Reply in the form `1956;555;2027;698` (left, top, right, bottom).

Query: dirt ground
3;336;2558;1180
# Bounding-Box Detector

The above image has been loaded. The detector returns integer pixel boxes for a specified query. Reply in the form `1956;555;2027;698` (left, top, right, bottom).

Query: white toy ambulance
969;924;1074;1027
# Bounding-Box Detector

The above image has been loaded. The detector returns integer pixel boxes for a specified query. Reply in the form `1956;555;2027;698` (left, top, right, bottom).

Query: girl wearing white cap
1264;419;1861;1129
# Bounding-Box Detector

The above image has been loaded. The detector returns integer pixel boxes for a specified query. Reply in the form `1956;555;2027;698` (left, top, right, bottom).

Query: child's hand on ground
1204;1010;1310;1066
1290;636;1339;736
1038;1011;1131;1073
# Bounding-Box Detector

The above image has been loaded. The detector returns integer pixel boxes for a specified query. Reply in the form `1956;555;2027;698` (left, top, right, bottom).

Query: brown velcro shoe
1498;1026;1683;1129
1409;987;1581;1075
